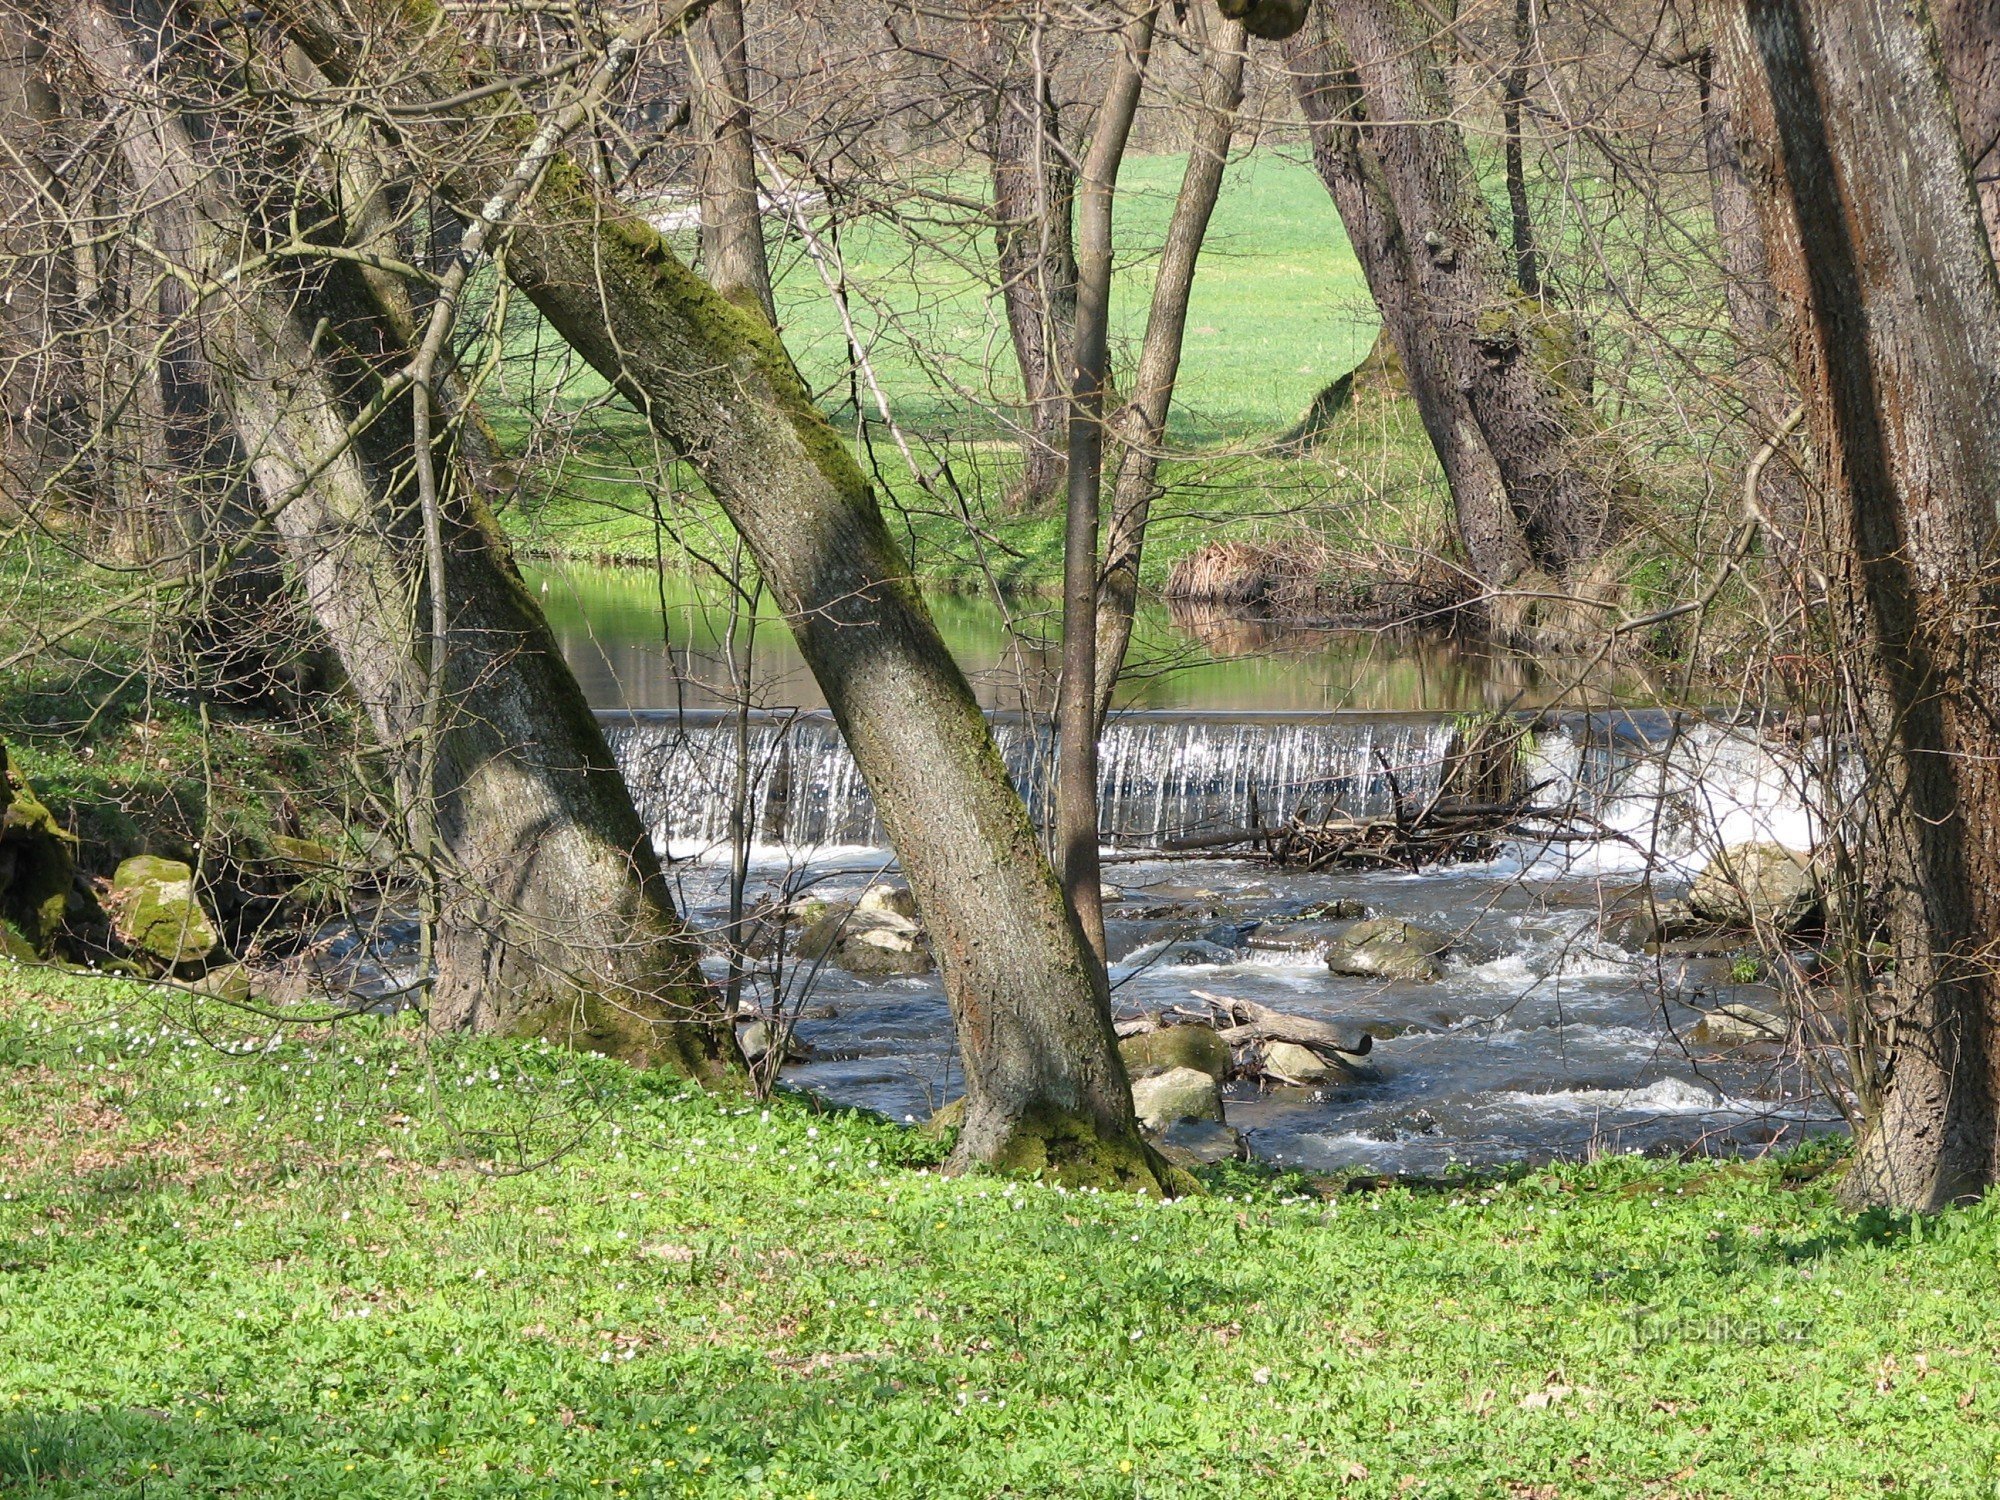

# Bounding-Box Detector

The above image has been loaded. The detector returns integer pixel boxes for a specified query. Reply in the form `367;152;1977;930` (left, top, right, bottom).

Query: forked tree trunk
1720;0;2000;1211
66;0;735;1077
1284;10;1531;591
984;26;1078;508
686;0;773;321
280;0;1175;1191
1093;12;1246;728
1328;0;1620;575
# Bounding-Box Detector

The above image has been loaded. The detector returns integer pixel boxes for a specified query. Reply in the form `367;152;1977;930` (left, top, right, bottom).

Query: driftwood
1188;990;1374;1072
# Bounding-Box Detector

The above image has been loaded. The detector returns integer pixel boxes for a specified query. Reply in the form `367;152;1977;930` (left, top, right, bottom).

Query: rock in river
1130;1067;1225;1131
1688;842;1819;931
1120;1024;1231;1081
1325;918;1452;982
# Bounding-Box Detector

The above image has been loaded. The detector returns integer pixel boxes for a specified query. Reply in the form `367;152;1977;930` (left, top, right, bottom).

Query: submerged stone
110;854;219;966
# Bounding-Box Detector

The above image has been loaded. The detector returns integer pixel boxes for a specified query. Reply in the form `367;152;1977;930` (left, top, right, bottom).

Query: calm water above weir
528;563;1840;1175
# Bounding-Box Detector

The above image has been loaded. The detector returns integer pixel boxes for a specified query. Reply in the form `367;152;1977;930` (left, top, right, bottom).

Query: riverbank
0;963;1989;1498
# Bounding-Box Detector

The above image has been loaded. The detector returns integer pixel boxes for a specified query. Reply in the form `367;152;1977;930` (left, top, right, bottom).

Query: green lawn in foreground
2;965;1994;1497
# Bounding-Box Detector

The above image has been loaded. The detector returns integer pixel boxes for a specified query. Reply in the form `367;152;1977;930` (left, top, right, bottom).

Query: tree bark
1284;9;1531;591
1093;12;1246;728
983;22;1078;508
1694;32;1810;548
0;4;68;510
278;0;1176;1191
1329;0;1619;575
65;0;735;1077
1720;0;2000;1211
685;0;773;321
1936;0;2000;261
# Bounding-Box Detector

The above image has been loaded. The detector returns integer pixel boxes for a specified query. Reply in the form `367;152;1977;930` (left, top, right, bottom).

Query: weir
597;707;1716;856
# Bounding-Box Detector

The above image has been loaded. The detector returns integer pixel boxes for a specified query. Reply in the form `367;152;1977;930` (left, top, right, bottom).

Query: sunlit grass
2;966;1997;1497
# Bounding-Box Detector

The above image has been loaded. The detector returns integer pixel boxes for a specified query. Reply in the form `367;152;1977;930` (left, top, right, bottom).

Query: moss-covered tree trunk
67;0;733;1077
1284;10;1532;591
1316;0;1620;577
278;0;1174;1189
1720;0;2000;1210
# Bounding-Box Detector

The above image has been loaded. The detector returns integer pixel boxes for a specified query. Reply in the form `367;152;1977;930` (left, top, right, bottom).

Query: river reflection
527;562;1655;714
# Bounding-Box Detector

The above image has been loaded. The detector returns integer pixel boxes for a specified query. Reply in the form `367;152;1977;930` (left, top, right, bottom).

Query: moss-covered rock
1129;1067;1225;1131
1689;842;1820;931
108;854;219;966
1325;918;1453;982
1120;1024;1231;1081
1;741;78;958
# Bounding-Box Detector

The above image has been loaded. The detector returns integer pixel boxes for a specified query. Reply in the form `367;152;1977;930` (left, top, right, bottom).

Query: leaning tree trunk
1331;0;1620;576
1284;9;1531;591
66;0;735;1077
984;25;1078;508
278;0;1175;1191
1720;0;2000;1211
1093;11;1246;729
686;0;773;321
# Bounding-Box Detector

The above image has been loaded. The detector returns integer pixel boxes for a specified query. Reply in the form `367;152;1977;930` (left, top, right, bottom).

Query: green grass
3;965;1998;1497
488;150;1449;593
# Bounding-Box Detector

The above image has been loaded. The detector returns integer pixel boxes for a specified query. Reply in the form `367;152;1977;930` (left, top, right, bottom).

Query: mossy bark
275;0;1174;1190
69;0;732;1079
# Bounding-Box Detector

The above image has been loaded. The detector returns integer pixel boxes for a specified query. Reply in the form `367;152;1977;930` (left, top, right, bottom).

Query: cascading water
602;709;1466;855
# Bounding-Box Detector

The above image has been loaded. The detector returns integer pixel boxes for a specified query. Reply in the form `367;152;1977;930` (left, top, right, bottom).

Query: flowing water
530;563;1843;1174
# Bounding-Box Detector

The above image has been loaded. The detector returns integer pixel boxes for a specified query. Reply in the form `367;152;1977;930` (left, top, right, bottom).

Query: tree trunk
1061;5;1155;964
1694;33;1810;548
1330;0;1619;575
1720;0;2000;1211
983;24;1078;508
1093;12;1246;728
0;4;68;511
1501;0;1541;297
279;0;1175;1191
686;0;773;321
1936;0;2000;262
65;0;735;1077
1284;10;1531;591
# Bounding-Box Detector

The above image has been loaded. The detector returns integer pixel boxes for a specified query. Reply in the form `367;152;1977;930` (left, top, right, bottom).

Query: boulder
1120;1024;1231;1081
1130;1066;1225;1131
795;902;933;977
1325;918;1452;982
263;835;339;874
856;883;920;923
1260;1040;1336;1083
738;1020;809;1065
1688;842;1819;931
1692;1002;1787;1046
0;742;76;959
109;854;219;966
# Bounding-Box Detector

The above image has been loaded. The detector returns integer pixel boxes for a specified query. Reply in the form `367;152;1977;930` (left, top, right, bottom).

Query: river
529;561;1843;1175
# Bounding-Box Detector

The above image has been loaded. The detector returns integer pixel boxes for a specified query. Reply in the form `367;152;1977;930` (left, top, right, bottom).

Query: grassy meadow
489;150;1456;592
2;965;1996;1499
